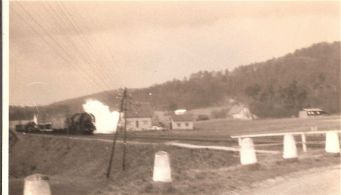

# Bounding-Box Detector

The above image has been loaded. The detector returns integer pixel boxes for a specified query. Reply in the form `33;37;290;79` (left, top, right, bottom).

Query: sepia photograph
4;1;341;195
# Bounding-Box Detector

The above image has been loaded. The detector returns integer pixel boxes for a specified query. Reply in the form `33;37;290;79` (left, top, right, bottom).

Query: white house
298;108;327;118
126;117;152;131
170;114;194;130
228;104;255;120
125;103;153;131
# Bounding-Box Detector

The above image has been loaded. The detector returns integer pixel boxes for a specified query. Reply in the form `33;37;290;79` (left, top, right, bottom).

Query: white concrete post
238;137;242;146
24;174;51;195
325;131;340;154
301;133;307;152
240;138;257;165
153;151;172;182
283;134;298;159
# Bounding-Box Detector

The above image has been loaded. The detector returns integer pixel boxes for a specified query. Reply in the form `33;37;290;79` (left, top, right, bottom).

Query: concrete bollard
153;151;172;183
283;134;298;159
240;138;257;165
325;131;340;154
24;174;52;195
301;133;307;152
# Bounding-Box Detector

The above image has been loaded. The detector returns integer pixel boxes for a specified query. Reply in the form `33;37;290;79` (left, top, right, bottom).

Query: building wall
298;110;325;118
298;111;308;118
126;117;152;131
171;120;193;130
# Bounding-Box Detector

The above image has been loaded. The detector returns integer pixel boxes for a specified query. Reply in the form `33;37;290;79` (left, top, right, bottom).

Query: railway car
15;112;96;135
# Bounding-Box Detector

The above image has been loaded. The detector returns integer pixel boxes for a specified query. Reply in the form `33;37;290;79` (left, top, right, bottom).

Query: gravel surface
238;164;341;195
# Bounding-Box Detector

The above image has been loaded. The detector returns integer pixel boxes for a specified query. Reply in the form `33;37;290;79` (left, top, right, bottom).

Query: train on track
15;112;96;135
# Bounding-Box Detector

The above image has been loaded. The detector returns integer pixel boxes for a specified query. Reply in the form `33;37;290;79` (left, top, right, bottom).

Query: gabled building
125;103;153;131
170;113;194;130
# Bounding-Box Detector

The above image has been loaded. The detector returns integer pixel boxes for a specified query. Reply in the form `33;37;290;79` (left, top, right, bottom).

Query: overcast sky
9;1;340;106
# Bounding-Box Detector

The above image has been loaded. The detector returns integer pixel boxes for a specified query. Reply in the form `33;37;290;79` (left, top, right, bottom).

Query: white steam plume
82;99;120;134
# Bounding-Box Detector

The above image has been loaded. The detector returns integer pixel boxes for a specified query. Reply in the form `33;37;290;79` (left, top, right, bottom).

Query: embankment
9;133;239;194
10;133;340;194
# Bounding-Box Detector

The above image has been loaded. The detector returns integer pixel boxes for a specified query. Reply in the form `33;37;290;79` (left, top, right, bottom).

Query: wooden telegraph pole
106;88;128;178
121;88;128;170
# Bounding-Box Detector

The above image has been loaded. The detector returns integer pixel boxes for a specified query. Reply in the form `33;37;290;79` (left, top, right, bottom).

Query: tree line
10;42;340;120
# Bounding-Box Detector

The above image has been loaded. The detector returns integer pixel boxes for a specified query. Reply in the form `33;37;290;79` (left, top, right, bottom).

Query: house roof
171;114;193;122
303;108;323;112
126;102;153;118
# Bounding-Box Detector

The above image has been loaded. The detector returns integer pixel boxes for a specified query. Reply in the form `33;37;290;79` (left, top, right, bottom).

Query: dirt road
240;164;341;195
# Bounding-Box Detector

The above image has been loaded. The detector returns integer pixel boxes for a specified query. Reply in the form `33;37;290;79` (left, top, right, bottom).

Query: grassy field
195;115;340;134
21;115;340;143
121;115;341;142
9;115;341;194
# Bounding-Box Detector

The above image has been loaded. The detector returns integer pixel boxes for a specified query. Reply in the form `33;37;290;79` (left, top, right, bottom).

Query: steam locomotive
15;112;96;135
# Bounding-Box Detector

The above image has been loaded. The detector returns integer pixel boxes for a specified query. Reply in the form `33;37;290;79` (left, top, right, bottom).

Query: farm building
170;113;194;130
228;104;255;120
125;103;153;131
298;108;327;118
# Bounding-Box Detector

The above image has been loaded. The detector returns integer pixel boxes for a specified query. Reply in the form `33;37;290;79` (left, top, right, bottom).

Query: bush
196;114;210;121
211;109;227;119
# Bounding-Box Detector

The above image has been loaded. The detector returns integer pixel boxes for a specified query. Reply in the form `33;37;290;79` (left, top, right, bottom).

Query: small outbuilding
170;114;194;130
298;108;327;118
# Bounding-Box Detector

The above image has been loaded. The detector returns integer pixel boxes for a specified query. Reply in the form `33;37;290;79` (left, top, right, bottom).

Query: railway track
16;128;328;146
18;131;237;143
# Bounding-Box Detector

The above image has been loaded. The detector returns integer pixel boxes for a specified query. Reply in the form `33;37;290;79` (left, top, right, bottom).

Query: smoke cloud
83;99;120;134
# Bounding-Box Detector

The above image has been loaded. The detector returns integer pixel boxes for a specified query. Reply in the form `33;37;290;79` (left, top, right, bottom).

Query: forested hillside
10;42;340;120
133;42;340;117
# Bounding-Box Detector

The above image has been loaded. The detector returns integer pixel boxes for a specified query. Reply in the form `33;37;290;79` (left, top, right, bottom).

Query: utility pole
121;88;128;171
106;88;127;178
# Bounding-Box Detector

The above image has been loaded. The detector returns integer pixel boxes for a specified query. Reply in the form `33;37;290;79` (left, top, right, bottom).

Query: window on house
185;123;189;127
177;123;181;127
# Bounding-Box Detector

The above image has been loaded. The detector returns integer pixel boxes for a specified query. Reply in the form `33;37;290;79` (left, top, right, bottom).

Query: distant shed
298;108;327;118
